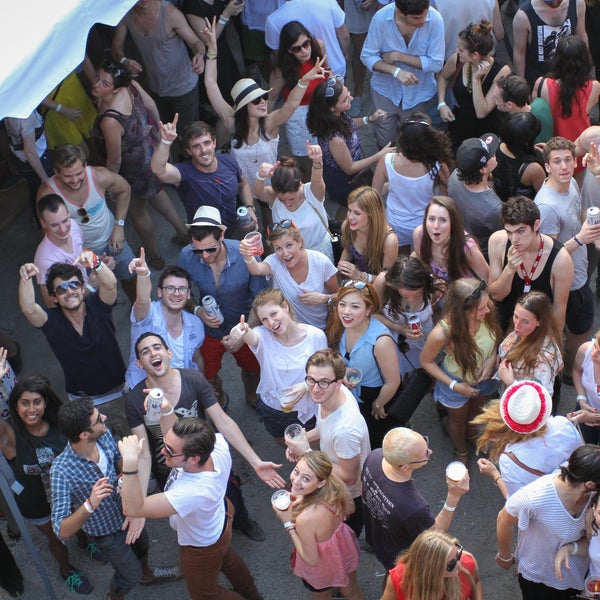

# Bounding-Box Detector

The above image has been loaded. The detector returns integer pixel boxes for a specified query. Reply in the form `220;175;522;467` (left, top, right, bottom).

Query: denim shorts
434;364;499;409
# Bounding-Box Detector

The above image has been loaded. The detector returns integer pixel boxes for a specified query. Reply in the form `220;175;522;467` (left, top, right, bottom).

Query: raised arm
151;114;183;185
18;263;48;328
74;251;118;306
128;248;152;322
111;20;144;76
472;62;511;119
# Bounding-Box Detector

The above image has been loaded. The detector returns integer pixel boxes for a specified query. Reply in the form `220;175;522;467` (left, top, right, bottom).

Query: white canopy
0;0;137;120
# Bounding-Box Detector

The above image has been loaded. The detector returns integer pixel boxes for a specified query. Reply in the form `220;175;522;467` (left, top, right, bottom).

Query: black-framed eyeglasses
290;39;311;54
54;281;83;296
163;443;186;458
192;244;220;255
406;435;431;464
446;544;463;572
325;74;344;98
251;93;269;105
77;207;90;224
467;280;487;303
161;285;189;295
305;376;339;389
87;412;103;432
267;219;295;236
342;280;368;291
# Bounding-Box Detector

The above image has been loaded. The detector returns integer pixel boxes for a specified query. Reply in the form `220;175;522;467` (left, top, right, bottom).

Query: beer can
147;388;164;423
202;295;224;324
237;206;254;229
407;313;422;334
588;207;600;225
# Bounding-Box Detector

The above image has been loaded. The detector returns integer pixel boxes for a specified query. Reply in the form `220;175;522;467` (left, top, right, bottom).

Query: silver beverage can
407;313;422;334
237;206;254;230
147;388;164;423
202;295;224;324
588;207;600;225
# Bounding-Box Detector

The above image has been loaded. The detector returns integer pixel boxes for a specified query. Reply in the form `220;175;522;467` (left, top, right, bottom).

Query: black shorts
255;398;316;438
566;283;594;335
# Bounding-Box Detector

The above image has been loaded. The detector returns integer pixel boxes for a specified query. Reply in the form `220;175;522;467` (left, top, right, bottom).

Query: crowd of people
2;0;600;598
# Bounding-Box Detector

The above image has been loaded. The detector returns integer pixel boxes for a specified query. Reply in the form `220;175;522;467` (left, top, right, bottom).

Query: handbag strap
306;199;333;236
503;451;545;477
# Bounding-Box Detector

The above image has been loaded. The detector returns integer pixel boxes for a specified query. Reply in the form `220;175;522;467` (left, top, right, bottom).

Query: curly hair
396;112;454;188
549;35;593;119
543;136;576;163
277;21;323;90
442;278;501;381
459;19;494;56
341;187;392;274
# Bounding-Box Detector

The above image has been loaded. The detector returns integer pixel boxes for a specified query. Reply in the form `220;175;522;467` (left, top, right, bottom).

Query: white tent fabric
0;0;137;120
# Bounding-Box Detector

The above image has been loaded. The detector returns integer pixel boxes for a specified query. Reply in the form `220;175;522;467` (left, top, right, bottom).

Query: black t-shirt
361;449;435;570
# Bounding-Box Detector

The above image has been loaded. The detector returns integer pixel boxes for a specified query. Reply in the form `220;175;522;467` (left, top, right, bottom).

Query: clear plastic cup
244;231;264;256
446;461;468;482
345;367;363;386
586;575;600;597
271;489;291;511
284;424;303;440
280;397;293;413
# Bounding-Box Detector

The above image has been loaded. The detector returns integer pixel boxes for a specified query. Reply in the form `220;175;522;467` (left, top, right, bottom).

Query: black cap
456;133;500;174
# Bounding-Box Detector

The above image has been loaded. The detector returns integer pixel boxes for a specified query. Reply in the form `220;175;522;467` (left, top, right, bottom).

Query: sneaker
76;539;108;564
237;517;265;542
348;96;362;118
140;565;182;585
61;568;93;595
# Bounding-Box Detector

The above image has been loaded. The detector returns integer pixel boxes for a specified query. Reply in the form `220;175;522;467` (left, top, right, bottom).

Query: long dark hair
499;112;543;164
278;21;322;90
232;104;269;149
307;78;352;140
550;35;593;119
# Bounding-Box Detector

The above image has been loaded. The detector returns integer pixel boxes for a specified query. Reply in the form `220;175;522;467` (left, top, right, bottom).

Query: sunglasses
406;435;430;464
54;281;83;295
446;544;463;572
192;244;220;255
77;207;90;224
87;412;103;432
290;39;311;54
305;376;339;389
325;74;344;98
163;443;185;458
101;59;123;79
467;280;487;302
267;219;295;236
342;280;368;291
251;93;269;105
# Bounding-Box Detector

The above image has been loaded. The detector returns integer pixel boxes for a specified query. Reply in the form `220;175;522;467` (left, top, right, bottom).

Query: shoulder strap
502;451;545;477
306;200;333;236
536;77;546;98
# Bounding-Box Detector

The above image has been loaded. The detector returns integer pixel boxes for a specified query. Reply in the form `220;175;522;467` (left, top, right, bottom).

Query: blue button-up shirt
177;239;268;338
51;431;124;540
361;5;444;108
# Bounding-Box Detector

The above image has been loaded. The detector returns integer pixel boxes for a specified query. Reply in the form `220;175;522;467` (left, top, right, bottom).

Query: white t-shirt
580;342;600;411
499;416;582;498
317;386;371;498
164;434;230;547
249;324;327;424
272;183;333;261
506;474;590;591
265;249;337;329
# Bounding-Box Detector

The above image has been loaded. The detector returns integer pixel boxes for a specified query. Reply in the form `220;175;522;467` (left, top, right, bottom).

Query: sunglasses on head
267;219;295;236
467;279;487;302
342;280;368;291
290;39;311;54
325;74;344;98
251;93;269;105
54;281;83;296
77;207;90;224
192;243;220;255
100;59;123;79
446;544;463;572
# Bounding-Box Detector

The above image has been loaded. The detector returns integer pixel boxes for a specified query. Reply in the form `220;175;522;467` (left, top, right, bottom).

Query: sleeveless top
522;0;578;87
282;60;321;106
320;113;361;170
417;229;477;283
581;342;600;411
230;134;279;195
385;153;440;246
96;84;163;199
497;237;561;331
493;147;539;202
347;229;394;273
9;423;67;519
125;0;197;97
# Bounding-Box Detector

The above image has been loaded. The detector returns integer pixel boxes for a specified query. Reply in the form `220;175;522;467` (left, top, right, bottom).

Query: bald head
382;427;426;467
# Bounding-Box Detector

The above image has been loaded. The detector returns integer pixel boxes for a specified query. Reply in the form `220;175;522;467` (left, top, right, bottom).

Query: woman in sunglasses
306;74;392;219
326;280;401;449
381;530;482;600
272;451;363;599
0;374;95;594
203;17;326;226
240;220;338;329
91;59;189;270
230;289;327;445
420;278;501;464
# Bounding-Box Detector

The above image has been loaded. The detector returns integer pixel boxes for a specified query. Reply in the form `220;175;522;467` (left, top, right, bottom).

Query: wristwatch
114;219;125;227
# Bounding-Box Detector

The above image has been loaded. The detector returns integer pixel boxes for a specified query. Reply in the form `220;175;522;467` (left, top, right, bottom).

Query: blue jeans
91;526;148;594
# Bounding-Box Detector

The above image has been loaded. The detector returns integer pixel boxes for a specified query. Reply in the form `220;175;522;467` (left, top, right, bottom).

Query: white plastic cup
586;575;600;597
271;489;291;511
284;424;303;440
446;461;468;482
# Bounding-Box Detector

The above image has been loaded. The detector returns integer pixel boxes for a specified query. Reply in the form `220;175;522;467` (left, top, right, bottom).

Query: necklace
519;234;544;292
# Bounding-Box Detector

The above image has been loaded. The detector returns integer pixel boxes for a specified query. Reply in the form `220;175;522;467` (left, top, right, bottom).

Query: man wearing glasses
18;252;127;414
361;427;469;573
125;248;204;389
285;349;371;538
177;206;267;409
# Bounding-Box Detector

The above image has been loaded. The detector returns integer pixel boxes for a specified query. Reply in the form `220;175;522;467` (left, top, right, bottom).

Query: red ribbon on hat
500;380;548;434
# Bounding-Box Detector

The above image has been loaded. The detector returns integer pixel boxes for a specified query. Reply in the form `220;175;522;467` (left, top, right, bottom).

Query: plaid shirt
50;430;124;539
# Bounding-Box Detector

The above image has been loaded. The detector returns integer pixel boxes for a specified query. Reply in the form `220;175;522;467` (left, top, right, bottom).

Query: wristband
138;270;151;278
243;258;255;264
297;80;308;89
437;101;447;110
161;138;174;145
448;379;458;390
161;407;174;417
393;67;401;79
121;470;139;475
496;552;514;563
85;283;97;294
120;56;129;64
83;500;94;513
443;502;456;512
573;235;584;247
206;55;217;61
363;116;369;125
244;204;255;210
576;394;587;402
56;104;62;113
94;261;104;272
255;173;266;181
283;521;294;529
571;541;579;555
367;273;374;283
218;16;229;25
194;305;202;316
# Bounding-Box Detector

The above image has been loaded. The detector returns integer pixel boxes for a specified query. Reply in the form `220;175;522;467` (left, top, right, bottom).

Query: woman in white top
372;112;453;254
240;221;339;329
229;289;327;445
573;329;600;444
253;144;333;261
